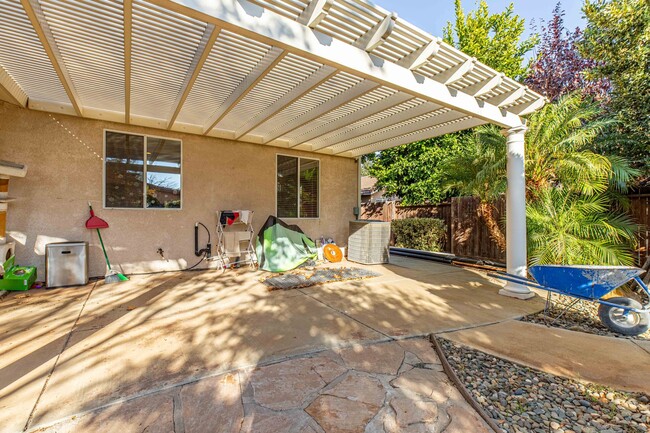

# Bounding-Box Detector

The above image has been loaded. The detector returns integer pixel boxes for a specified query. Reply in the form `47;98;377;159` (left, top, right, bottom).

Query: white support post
499;125;534;300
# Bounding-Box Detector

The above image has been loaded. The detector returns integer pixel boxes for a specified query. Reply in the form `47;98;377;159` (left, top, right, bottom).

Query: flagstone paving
34;338;493;433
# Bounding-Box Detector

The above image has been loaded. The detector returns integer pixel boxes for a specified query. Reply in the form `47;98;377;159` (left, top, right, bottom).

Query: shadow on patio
0;256;544;432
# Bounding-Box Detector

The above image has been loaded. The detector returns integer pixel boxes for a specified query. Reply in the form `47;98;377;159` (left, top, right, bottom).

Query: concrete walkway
0;257;543;433
441;320;650;394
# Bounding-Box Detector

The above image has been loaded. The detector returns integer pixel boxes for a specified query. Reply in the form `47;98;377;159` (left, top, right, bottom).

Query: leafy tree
366;0;537;205
364;134;468;205
525;3;610;102
580;0;650;172
442;93;638;264
443;0;538;79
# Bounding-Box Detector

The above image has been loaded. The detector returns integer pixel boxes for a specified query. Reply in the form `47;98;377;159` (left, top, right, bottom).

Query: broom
86;203;128;283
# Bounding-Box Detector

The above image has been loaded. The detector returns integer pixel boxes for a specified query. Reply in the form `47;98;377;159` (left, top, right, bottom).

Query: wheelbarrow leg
550;298;581;325
543;292;553;325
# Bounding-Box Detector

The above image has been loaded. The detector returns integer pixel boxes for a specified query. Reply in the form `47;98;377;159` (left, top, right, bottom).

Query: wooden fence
362;194;649;266
361;197;506;262
630;194;649;267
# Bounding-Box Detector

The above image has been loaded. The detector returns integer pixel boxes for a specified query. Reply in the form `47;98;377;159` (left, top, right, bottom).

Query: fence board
629;194;649;267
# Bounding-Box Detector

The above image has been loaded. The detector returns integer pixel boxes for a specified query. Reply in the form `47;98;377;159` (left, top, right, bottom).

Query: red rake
86;204;109;229
86;203;128;283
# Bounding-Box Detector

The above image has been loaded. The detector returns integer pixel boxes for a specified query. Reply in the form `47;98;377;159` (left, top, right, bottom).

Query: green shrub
391;218;446;252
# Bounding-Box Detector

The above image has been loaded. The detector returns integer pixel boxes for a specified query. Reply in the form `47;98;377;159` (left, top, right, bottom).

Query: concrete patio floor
442;320;650;394
0;256;544;432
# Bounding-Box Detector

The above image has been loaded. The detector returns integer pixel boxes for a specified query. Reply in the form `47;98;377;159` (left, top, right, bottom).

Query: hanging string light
48;113;103;161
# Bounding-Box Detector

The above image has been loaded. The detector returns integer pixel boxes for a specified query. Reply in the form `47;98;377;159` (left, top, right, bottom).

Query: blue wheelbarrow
490;265;650;336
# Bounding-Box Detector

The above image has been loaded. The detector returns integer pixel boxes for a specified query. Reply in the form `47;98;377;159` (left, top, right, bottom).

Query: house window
104;131;182;209
276;155;319;218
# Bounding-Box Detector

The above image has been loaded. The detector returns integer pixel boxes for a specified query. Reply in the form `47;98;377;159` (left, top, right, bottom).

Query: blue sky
373;0;585;41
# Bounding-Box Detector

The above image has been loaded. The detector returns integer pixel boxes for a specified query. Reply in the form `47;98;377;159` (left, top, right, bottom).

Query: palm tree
441;126;508;250
527;187;636;265
443;92;638;264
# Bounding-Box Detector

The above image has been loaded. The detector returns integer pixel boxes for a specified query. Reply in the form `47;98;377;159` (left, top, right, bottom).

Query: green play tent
256;216;317;272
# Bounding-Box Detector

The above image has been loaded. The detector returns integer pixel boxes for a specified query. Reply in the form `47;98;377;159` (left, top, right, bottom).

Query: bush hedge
392;218;446;252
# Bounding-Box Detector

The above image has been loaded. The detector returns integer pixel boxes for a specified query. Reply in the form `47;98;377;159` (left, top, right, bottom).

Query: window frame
275;153;320;220
103;129;183;210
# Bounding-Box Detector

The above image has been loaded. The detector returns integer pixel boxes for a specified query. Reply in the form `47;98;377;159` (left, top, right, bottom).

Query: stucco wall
0;102;358;278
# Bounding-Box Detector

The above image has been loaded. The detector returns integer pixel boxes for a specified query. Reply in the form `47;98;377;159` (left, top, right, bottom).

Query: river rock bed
440;338;650;433
521;294;650;340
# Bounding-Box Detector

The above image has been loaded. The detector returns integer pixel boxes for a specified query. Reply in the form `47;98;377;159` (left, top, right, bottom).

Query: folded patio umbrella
256;216;317;272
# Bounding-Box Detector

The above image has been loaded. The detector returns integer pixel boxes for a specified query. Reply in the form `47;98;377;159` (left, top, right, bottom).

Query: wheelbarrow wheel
598;297;649;336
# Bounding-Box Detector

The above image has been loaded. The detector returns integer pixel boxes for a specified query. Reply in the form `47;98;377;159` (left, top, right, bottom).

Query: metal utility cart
214;210;258;269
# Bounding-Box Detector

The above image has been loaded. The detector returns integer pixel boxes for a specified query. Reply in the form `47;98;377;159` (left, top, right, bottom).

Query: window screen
276;155;319;218
104;131;182;209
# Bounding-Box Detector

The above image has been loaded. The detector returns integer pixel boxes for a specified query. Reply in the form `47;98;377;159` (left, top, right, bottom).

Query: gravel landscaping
521;294;650;341
440;338;650;433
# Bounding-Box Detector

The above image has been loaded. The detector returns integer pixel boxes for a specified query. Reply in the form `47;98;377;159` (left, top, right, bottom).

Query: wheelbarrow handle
488;272;547;291
597;297;650;314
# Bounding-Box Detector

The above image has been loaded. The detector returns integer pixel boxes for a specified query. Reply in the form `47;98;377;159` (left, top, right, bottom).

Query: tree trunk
477;201;506;252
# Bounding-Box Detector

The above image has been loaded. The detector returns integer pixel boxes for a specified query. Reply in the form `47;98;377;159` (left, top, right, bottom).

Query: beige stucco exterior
0;102;358;278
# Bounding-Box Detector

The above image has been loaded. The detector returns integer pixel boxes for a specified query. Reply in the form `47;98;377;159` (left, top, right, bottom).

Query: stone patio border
430;335;502;433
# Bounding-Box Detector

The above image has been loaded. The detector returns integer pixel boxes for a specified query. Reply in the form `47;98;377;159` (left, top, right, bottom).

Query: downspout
355;157;361;220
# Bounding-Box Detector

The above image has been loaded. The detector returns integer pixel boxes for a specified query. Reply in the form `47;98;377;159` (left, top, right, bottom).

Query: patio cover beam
353;12;397;52
155;0;525;129
511;97;547;116
287;91;413;147
124;0;132;123
463;73;503;98
298;0;334;28
486;86;527;108
343;116;485;157
0;67;28;108
20;0;83;116
167;24;220;129
434;58;475;86
309;100;439;151
396;39;441;71
330;109;462;155
262;79;379;143
234;65;338;139
203;46;286;135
